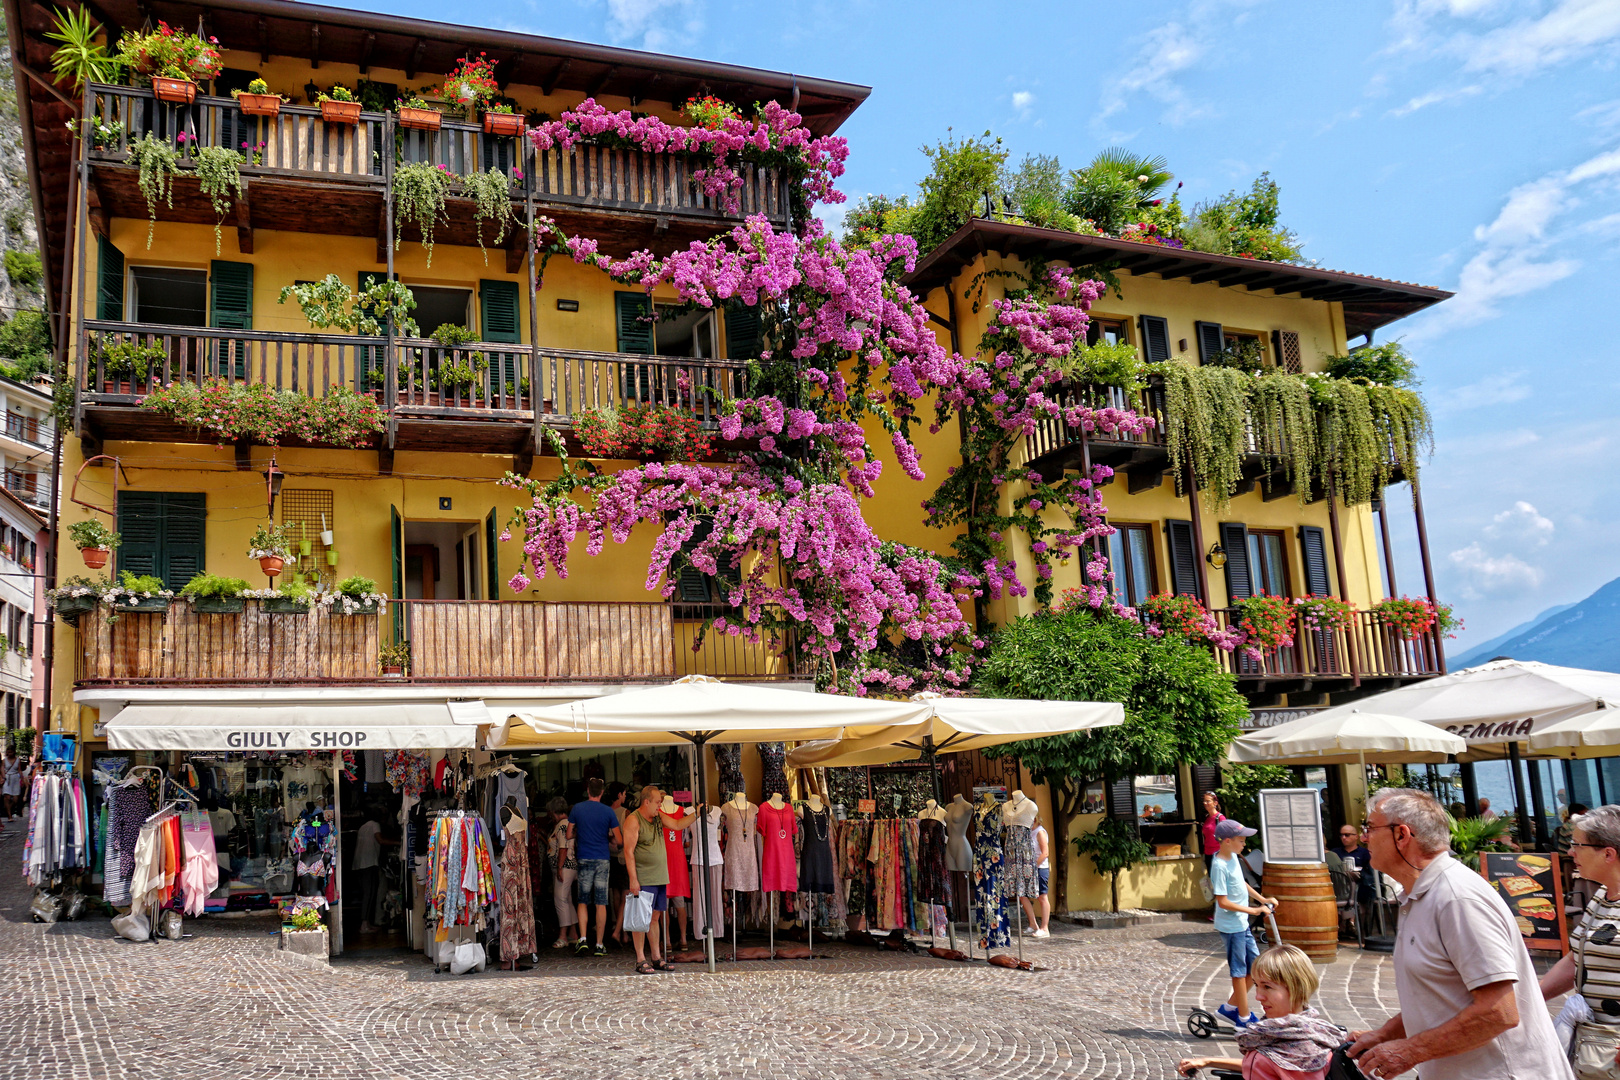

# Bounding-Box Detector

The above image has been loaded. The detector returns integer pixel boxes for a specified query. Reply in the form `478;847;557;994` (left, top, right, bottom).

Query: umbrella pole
770;891;776;959
691;735;716;974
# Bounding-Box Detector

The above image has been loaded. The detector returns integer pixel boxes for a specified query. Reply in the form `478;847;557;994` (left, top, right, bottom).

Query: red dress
663;813;691;898
757;801;798;893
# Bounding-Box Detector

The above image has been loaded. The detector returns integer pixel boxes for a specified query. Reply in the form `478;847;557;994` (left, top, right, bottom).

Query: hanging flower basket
263;596;311;614
192;596;245;614
320;100;361;125
79;546;111;570
258;555;285;576
52;594;99;618
236;93;281;117
482;112;524;137
398;107;441;131
152;76;198;104
115;595;171;613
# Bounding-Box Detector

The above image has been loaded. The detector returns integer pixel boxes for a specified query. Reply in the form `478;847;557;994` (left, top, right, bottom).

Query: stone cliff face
0;13;47;320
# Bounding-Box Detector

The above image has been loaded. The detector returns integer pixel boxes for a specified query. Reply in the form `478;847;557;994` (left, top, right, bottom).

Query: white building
0;373;54;518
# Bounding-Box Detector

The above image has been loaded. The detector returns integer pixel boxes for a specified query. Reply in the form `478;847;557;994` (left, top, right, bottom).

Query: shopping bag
112;912;150;942
449;942;486;975
622;890;654;934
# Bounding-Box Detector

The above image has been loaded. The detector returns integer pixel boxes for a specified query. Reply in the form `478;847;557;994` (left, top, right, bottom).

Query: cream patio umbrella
1228;708;1468;766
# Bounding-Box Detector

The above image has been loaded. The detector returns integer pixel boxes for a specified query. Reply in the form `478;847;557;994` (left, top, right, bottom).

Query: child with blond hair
1179;945;1344;1079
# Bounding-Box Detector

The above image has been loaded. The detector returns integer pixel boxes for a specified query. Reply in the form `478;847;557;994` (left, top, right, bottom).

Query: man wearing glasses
1329;822;1376;925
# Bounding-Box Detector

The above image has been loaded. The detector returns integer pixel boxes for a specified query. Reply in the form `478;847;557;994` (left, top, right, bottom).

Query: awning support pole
690;732;717;974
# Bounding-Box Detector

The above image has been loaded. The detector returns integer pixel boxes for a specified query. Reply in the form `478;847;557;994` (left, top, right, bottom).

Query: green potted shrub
333;575;385;615
232;77;282;117
66;518;119;570
261;578;316;614
48;575;110;619
248;522;293;576
179;571;251;613
318;84;361;125
379;639;411;676
112;570;172;612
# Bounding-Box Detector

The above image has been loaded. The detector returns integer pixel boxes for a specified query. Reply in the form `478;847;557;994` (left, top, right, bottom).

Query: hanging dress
756;801;798;893
797;806;835;893
918;818;949;909
757;743;788;801
1001;822;1040;899
713;744;746;799
500;818;538;960
663;813;691;899
972;805;1011;949
720;802;759;892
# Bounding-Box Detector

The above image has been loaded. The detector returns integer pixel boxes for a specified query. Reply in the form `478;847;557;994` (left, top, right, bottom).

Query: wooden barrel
1261;862;1339;963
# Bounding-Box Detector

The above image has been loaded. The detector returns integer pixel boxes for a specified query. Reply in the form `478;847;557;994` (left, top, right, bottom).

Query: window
1246;529;1289;596
1087;317;1128;347
117;491;206;590
1106;523;1157;606
655;305;718;358
672;518;740;612
409;286;473;338
129;267;208;326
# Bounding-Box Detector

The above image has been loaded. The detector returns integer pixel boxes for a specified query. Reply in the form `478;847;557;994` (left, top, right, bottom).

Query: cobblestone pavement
0;824;1414;1080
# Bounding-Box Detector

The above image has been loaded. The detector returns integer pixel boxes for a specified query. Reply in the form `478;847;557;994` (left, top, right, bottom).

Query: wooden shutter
209;260;254;379
1191;765;1223;810
1219;521;1253;602
1107;777;1138;821
1165;519;1201;599
479;279;521;400
97;236;124;321
1138;315;1171;363
676;518;720;603
1298;525;1331;596
1271;330;1302;374
725;300;761;360
1195;321;1224;365
616;291;654;401
117;491;206;590
484;506;499;599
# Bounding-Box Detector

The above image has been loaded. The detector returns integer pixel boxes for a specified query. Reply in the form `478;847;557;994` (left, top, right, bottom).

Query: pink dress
757;802;798;892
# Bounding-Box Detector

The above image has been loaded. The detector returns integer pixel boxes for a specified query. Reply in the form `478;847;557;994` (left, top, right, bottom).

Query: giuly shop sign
225;730;372;749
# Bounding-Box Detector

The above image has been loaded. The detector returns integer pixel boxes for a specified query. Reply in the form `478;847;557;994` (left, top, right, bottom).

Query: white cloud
1408;143;1620;337
1097;21;1209;125
600;0;703;50
1390;0;1620;76
1434;372;1531;413
1011;91;1035;120
1388;84;1482;117
1447;542;1543;597
1485;501;1555;546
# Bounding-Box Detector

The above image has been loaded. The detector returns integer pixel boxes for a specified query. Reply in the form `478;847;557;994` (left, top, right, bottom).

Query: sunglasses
1569;842;1615;853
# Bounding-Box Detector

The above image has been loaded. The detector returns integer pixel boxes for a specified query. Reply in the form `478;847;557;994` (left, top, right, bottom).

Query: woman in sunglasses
1540;805;1620;1074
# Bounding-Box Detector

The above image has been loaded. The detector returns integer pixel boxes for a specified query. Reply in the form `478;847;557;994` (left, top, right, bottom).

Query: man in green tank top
621;785;700;973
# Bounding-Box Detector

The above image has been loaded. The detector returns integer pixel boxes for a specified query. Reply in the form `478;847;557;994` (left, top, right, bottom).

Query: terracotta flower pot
482;112;524;136
258;555;285;576
320;100;361;125
237;92;282;117
80;546;110;570
397;107;441;131
152;76;198;105
382;664;404;676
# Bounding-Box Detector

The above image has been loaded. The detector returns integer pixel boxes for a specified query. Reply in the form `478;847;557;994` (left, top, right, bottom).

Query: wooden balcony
77;320;748;458
73;599;808;687
84;84;791;258
1208;607;1443;689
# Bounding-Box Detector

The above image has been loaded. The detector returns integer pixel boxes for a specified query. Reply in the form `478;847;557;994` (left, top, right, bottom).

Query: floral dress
972;804;1010;949
500;819;537;959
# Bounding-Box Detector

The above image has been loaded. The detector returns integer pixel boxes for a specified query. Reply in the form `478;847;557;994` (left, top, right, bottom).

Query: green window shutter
1164;519;1200;600
724;300;761;360
1138;315;1171;364
676;566;713;603
479;279;521;400
117;491;206;590
1298;525;1331;597
484;506;499;599
209;260;254;379
1219;521;1252;602
615;291;654;401
97;236;124;321
1195;321;1224;365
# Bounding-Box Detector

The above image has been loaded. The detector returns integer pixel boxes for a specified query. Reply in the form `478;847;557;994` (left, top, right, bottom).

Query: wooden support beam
15;60;76;109
378;446;394;476
1260;477;1294;502
376;202;388;265
235;176;253;253
234;440;252;471
512;430;535;477
80;431;102;460
406;38;427;81
587;65;618;98
86;181;108;238
309;24;321;69
504;223;527;275
1126;465;1163;494
257;17;269;63
494;54;518;91
630;72;661;106
357;31;376;74
541;57;571;96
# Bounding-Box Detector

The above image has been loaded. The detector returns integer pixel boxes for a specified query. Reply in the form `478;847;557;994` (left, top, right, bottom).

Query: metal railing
73;598;810;685
2;414;52;449
2;470;49;511
1025;376;1169;463
1208;607;1442;681
84;83;791;224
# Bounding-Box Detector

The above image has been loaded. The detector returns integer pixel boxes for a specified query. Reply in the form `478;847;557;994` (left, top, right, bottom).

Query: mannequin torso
944;794;974;873
1002;791;1037;829
920;798;946;823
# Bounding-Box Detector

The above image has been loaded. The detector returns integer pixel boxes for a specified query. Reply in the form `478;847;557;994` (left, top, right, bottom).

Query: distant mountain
1453;599;1582;668
1450;577;1620;673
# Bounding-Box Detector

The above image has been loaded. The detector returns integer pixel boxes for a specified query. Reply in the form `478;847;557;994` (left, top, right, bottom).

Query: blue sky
371;0;1620;650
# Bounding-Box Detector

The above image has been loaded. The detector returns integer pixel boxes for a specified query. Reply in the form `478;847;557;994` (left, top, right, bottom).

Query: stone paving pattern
0;824;1419;1079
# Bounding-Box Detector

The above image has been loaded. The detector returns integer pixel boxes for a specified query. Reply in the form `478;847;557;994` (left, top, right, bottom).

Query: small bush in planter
68;519;119;567
248;522;293;561
113;570;172;610
252;578;315;612
48;574;112;616
379;640;411;674
333;576;386;615
180;572;250;612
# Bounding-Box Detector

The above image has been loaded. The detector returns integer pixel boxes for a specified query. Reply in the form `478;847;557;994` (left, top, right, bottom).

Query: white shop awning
105;702;481;752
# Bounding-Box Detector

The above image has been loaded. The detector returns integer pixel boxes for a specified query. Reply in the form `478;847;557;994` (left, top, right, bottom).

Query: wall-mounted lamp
263;459;285;516
555;299;580;312
304;80;321;105
1206;542;1227;569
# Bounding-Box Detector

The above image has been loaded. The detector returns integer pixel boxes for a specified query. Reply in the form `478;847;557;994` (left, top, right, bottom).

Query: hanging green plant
278;274;419;337
1248;369;1317;500
1150;360;1251;510
462;168;515;263
1310;375;1382;507
193;145;244;256
1364;382;1432;498
392;162;456;266
126;132;181;248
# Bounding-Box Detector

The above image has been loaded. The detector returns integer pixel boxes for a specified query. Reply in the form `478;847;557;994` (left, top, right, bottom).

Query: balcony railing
2;470;50;511
1025;377;1169;465
78;321;748;441
73;599;808;686
85;83;790;225
1208;607;1443;683
2;414;54;449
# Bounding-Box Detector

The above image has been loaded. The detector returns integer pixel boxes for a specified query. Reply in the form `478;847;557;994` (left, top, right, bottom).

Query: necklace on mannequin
808;804;828;842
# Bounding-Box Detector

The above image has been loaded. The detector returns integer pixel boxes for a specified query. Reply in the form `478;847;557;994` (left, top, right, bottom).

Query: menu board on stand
1480;851;1568;955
